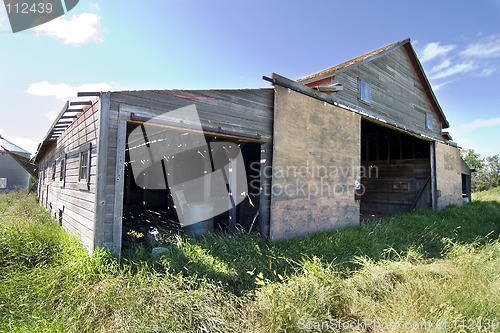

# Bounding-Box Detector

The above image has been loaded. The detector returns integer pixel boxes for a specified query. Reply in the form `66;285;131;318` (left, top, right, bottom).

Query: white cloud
34;13;103;46
430;58;451;73
26;81;112;101
0;12;6;28
89;3;101;11
419;42;456;62
456;117;500;131
462;35;500;59
477;66;498;77
432;80;455;92
430;62;476;80
45;111;59;121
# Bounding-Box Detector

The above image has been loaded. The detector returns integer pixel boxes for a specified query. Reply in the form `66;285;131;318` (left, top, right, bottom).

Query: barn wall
0;153;30;191
323;47;443;138
270;86;360;240
37;100;100;253
435;142;463;208
99;89;275;254
361;159;431;214
111;89;274;139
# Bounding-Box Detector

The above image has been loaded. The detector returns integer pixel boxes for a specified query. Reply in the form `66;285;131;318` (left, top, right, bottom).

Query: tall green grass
1;190;499;332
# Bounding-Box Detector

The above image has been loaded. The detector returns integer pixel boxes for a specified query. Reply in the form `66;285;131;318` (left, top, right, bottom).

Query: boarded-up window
358;79;371;104
426;113;433;130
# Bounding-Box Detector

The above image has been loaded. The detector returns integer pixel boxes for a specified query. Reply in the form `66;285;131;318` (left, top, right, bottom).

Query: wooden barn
0;135;31;192
34;38;468;255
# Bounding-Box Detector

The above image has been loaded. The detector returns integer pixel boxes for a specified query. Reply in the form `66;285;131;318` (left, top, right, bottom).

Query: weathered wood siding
361;159;431;214
329;47;442;137
37;100;100;253
98;89;275;254
435;142;463;208
270;86;360;240
111;89;274;139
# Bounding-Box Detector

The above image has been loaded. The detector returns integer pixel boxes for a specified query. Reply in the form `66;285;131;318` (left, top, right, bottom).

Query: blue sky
1;0;499;157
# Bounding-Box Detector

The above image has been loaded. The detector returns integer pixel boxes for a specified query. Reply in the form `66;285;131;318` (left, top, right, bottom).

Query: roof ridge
298;38;410;83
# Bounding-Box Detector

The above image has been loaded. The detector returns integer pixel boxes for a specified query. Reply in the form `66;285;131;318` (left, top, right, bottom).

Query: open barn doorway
121;122;263;248
359;120;432;218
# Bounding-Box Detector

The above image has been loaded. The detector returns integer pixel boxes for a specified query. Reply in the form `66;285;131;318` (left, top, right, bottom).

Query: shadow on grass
122;200;500;295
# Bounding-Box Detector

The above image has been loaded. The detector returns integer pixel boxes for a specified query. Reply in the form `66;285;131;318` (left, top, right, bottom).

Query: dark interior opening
360;120;432;217
122;122;262;248
461;173;471;202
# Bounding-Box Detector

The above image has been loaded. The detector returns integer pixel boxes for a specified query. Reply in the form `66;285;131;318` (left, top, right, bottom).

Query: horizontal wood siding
361;159;431;214
101;89;275;253
37;99;100;254
333;47;442;137
111;89;274;140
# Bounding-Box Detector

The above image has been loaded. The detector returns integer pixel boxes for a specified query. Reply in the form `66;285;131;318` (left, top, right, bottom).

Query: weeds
1;190;499;332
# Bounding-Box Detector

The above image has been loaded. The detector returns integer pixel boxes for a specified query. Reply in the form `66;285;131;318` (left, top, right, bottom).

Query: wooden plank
113;90;274;138
93;93;110;249
259;140;273;239
430;142;437;210
112;119;127;256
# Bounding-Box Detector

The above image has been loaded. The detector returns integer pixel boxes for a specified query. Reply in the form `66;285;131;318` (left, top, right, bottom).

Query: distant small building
0;135;31;192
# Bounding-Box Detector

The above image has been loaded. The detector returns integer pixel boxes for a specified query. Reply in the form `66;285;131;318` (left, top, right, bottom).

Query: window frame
59;155;66;187
52;160;57;181
77;143;92;191
425;113;434;130
358;79;372;104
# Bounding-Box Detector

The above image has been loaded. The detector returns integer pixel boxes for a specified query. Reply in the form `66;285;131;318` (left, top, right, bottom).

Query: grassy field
1;190;499;332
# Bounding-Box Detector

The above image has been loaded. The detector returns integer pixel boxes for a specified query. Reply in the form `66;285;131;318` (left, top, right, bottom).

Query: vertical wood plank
259;140;272;239
112;118;127;257
93;93;110;249
430;142;437;210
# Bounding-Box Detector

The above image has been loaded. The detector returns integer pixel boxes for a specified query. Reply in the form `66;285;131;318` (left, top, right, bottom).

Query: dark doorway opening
360;120;432;217
121;122;263;248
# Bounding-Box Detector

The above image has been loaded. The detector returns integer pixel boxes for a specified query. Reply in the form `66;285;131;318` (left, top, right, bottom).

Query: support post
259;140;272;239
430;141;438;210
112;118;127;258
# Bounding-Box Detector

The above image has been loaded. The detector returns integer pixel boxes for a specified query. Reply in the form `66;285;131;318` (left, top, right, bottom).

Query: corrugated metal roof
0;135;30;156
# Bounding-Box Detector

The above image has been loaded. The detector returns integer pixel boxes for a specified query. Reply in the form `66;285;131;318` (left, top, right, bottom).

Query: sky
1;0;500;158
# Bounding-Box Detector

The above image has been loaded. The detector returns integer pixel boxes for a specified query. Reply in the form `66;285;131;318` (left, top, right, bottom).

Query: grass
1;190;499;332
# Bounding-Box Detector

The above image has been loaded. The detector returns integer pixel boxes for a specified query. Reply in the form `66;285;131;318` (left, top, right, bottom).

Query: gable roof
297;38;450;129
